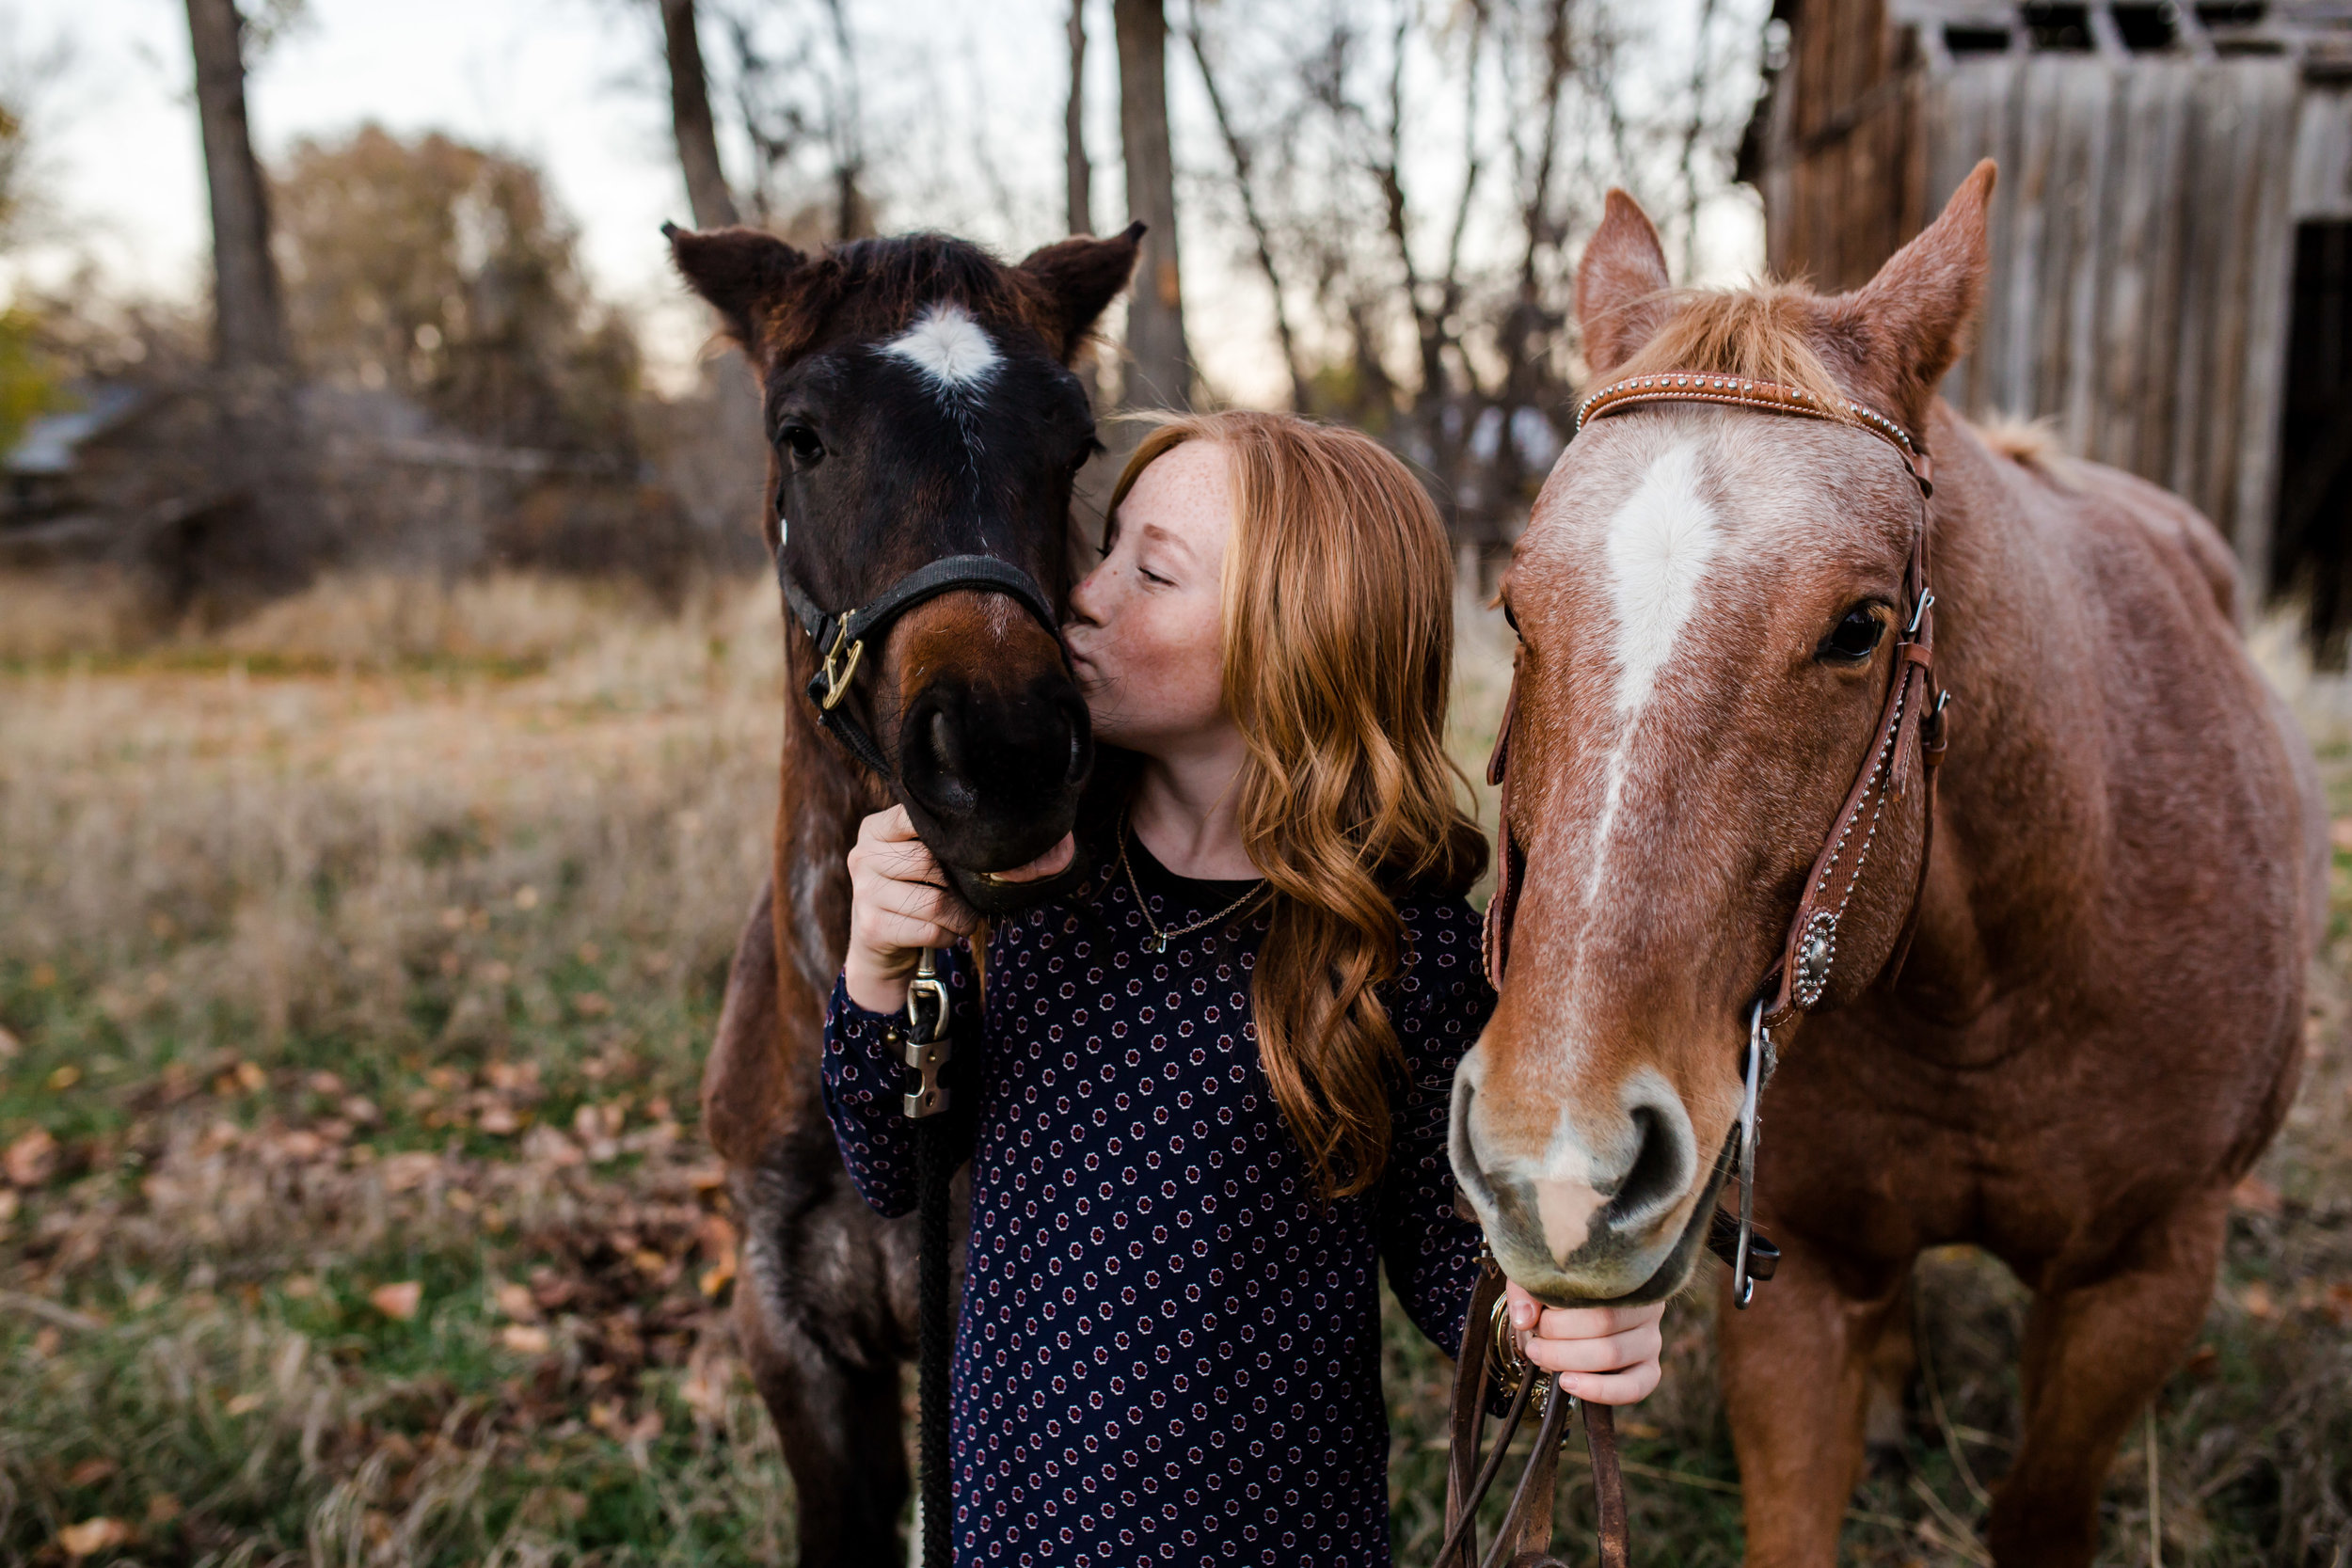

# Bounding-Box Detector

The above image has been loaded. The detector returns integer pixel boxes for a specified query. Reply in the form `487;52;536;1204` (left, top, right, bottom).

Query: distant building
1743;0;2352;645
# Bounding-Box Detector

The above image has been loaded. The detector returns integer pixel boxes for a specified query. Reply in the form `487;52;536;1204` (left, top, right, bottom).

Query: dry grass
0;570;2345;1565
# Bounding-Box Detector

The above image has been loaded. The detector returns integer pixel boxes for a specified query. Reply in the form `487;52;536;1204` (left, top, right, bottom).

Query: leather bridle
1442;372;1947;1568
775;540;1064;781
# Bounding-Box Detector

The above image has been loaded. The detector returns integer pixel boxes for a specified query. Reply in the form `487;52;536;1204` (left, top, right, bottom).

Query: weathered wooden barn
1742;0;2352;649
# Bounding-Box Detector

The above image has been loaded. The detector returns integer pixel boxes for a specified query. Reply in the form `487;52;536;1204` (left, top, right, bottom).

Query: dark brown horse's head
1450;166;1997;1304
668;224;1140;911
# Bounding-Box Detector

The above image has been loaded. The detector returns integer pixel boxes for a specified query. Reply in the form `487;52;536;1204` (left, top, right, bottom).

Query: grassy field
1;570;2346;1566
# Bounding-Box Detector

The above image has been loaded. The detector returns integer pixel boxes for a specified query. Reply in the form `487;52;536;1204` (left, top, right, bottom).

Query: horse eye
780;422;825;467
1819;606;1884;664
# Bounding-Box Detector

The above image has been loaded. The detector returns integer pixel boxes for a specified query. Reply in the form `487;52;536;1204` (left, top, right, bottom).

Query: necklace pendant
1149;933;1167;954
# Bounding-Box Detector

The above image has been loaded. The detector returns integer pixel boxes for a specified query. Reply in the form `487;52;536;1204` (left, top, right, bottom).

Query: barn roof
6;383;148;476
1892;0;2352;71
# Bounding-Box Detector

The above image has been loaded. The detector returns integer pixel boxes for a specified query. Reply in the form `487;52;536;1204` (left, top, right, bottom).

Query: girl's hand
1502;1280;1665;1405
843;807;979;1013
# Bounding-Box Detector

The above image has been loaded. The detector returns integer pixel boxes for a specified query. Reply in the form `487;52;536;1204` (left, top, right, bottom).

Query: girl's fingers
864;910;965;956
1521;1322;1662;1376
1555;1361;1661;1407
1532;1302;1663;1341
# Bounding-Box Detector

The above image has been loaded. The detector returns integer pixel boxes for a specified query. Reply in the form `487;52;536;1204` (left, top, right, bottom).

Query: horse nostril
1607;1101;1694;1234
930;711;961;778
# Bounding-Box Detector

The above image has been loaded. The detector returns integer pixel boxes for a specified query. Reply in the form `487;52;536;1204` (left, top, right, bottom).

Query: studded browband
1484;372;1948;1033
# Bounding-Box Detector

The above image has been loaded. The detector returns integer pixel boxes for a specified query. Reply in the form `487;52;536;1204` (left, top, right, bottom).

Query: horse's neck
1897;409;2110;1022
773;699;884;1005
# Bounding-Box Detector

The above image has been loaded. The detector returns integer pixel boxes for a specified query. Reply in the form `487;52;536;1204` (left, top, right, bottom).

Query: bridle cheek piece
773;539;1064;782
1441;373;1948;1568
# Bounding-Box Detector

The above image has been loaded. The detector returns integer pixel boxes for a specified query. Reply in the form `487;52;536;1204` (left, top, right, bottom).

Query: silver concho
1791;910;1838;1009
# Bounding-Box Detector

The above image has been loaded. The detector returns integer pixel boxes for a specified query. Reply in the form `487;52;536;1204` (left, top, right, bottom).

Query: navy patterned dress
821;832;1495;1566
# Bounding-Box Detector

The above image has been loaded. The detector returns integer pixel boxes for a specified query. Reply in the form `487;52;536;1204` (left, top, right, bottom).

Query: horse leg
1718;1238;1912;1568
1986;1188;2226;1568
734;1165;912;1568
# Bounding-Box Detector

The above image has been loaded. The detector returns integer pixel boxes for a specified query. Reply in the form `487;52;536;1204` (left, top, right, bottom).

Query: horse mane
760;231;1062;363
1608;282;1859;428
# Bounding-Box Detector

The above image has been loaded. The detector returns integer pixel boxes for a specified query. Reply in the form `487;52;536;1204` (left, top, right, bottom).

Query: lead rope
894;949;956;1568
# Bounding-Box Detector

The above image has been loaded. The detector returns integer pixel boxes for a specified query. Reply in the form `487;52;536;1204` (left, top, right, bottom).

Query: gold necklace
1116;813;1271;954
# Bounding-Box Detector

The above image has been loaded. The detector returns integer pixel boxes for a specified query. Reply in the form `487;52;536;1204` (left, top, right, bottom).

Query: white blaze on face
881;303;1001;397
1581;440;1723;902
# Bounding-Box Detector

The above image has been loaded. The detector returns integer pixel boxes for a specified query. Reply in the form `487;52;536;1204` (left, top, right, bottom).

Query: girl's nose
1067;565;1106;628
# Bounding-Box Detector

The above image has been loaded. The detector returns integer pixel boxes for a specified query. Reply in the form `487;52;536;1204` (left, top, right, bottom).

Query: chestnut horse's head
1450;165;1996;1305
667;224;1140;911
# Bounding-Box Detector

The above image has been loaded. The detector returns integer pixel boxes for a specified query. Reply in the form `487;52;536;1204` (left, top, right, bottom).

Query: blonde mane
1607;283;1859;425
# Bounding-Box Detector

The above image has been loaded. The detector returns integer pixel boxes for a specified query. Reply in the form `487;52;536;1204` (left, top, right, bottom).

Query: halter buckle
899;949;953;1119
818;613;866;712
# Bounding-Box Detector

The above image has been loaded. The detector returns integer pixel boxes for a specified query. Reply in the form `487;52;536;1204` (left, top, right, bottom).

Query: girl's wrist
842;949;914;1014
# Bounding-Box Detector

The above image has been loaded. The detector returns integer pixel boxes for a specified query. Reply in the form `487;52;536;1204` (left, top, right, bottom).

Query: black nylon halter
777;546;1063;778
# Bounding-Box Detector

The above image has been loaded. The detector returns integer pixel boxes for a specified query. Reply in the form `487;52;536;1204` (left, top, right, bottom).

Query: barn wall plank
2231;64;2303;582
2060;63;2120;451
2291;86;2352;222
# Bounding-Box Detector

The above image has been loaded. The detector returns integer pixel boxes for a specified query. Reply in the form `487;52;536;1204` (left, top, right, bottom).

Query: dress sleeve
1375;895;1498;1356
820;943;977;1220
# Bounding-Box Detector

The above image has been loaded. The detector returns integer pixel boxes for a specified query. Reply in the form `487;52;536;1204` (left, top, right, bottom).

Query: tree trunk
1113;0;1189;410
1066;0;1093;236
184;0;288;369
661;0;739;230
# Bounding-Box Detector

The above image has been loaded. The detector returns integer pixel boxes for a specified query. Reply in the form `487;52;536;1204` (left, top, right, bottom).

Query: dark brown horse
1449;166;2323;1565
666;223;1138;1564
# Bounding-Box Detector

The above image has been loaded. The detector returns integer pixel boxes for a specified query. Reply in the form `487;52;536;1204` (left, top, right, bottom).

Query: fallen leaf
379;1151;439;1193
493;1281;540;1322
56;1517;131;1557
699;1256;738;1298
1618;1419;1663;1440
5;1127;59;1186
145;1494;181;1524
2232;1175;2284;1218
46;1065;80;1092
233;1061;267;1093
682;1367;728;1421
2331;816;2352;852
32;1326;61;1357
501;1324;552;1354
514;885;540;910
307;1070;345;1095
476;1103;524;1135
0;1023;19;1061
369;1281;422;1322
2241;1281;2276;1320
224;1393;263;1416
67;1457;119;1487
2325;1282;2352;1328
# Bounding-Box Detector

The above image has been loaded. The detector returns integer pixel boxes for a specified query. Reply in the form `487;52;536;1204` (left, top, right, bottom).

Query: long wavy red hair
1108;412;1487;1198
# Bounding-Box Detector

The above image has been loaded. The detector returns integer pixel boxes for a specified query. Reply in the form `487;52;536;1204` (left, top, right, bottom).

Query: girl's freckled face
1063;440;1232;753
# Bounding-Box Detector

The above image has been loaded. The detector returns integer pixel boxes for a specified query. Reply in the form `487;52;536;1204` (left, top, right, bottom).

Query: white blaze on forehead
1578;438;1723;907
881;303;1001;393
1601;440;1721;714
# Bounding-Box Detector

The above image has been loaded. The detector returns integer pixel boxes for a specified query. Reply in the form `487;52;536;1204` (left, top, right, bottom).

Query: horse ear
1016;222;1145;363
665;222;809;356
1837;160;1997;430
1576;191;1675;377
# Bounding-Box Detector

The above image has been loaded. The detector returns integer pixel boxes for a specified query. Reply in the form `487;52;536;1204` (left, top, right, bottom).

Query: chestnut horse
1449;166;2322;1565
666;223;1138;1564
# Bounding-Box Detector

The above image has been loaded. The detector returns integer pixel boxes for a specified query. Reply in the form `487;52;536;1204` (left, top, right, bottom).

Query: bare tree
1183;2;1309;411
1114;0;1189;409
1067;0;1093;236
661;0;740;230
183;0;288;369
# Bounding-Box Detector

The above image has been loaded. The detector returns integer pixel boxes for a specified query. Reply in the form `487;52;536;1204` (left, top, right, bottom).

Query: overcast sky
10;0;1764;402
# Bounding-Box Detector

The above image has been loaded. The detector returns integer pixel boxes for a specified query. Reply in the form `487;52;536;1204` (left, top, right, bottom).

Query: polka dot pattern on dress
823;834;1495;1566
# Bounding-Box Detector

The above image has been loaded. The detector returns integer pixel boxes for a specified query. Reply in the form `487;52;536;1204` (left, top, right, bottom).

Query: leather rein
1442;372;1947;1568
